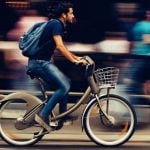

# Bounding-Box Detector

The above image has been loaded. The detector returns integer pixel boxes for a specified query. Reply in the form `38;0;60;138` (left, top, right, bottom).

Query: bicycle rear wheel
0;98;43;146
83;94;137;146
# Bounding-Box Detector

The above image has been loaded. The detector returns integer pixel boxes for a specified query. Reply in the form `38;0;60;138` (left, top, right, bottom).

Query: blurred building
0;0;150;106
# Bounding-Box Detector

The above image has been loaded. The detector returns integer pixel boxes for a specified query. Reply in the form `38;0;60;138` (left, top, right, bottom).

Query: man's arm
53;35;85;64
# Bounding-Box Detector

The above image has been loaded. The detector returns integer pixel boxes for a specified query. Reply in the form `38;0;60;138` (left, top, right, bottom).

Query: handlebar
82;56;99;94
83;56;95;77
83;56;95;66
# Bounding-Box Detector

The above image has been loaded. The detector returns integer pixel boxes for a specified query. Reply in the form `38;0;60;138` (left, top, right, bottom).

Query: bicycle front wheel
83;94;137;146
0;98;43;146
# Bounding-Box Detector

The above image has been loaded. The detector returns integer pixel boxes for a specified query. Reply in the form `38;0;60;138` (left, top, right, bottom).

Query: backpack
19;21;48;57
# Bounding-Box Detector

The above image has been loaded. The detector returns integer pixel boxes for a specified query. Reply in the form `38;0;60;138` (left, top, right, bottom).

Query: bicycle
0;56;137;147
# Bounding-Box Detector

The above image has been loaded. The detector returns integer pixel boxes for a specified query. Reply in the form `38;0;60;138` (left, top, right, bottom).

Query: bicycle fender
0;92;42;110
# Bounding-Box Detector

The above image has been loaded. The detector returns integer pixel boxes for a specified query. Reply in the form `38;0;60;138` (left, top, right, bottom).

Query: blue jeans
28;59;71;120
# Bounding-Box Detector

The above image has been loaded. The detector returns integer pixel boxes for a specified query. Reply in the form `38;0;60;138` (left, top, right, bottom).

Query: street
0;123;149;150
0;102;149;149
0;140;149;150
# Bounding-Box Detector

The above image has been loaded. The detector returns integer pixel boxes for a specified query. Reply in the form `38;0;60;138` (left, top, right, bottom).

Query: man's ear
62;13;66;19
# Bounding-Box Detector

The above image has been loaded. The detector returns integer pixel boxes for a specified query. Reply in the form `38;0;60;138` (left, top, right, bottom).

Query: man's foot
50;121;59;127
35;114;51;132
50;120;64;130
50;116;77;130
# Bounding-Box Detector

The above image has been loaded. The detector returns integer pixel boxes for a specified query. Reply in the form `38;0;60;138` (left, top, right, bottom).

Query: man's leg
39;62;71;120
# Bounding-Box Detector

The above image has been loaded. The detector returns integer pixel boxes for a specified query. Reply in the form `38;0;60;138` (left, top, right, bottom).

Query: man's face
66;8;75;23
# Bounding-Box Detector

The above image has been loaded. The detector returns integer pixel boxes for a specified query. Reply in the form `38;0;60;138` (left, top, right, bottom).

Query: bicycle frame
38;56;102;121
0;56;109;124
40;56;105;121
51;87;91;121
39;56;101;121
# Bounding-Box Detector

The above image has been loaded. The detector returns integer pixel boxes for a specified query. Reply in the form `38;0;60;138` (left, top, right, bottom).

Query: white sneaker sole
35;114;51;132
50;121;59;127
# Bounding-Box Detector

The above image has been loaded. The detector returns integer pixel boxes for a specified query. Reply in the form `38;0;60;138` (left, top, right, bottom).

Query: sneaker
35;114;51;132
49;121;59;127
50;120;64;130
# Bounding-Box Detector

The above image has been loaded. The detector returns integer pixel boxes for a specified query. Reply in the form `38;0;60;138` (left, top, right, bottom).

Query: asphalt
41;123;150;144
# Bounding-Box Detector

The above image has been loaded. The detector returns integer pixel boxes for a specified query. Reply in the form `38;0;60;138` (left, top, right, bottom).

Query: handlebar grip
83;56;95;77
83;56;94;65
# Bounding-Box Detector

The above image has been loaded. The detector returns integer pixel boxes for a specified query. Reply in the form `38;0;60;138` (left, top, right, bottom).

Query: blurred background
0;0;150;125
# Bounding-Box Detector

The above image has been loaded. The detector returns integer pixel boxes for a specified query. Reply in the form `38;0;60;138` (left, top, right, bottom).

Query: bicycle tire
83;94;137;147
0;99;43;146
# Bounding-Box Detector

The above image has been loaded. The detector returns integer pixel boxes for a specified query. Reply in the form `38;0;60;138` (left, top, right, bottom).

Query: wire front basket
94;67;119;88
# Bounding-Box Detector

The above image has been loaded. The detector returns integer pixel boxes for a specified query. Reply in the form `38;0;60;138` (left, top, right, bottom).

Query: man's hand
74;57;88;65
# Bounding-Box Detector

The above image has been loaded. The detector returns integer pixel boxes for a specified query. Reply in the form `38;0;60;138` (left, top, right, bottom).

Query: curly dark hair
48;1;73;19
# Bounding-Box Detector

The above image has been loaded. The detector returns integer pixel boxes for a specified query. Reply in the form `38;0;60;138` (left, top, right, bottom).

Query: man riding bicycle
28;2;87;131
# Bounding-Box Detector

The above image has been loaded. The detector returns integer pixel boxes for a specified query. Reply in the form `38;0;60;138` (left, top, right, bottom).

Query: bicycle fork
81;88;114;131
96;88;110;115
95;88;115;126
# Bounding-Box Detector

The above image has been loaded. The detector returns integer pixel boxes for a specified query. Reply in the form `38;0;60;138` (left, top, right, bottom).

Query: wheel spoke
83;95;136;146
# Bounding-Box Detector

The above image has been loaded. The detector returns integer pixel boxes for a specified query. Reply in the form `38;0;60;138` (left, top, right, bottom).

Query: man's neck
58;17;66;27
